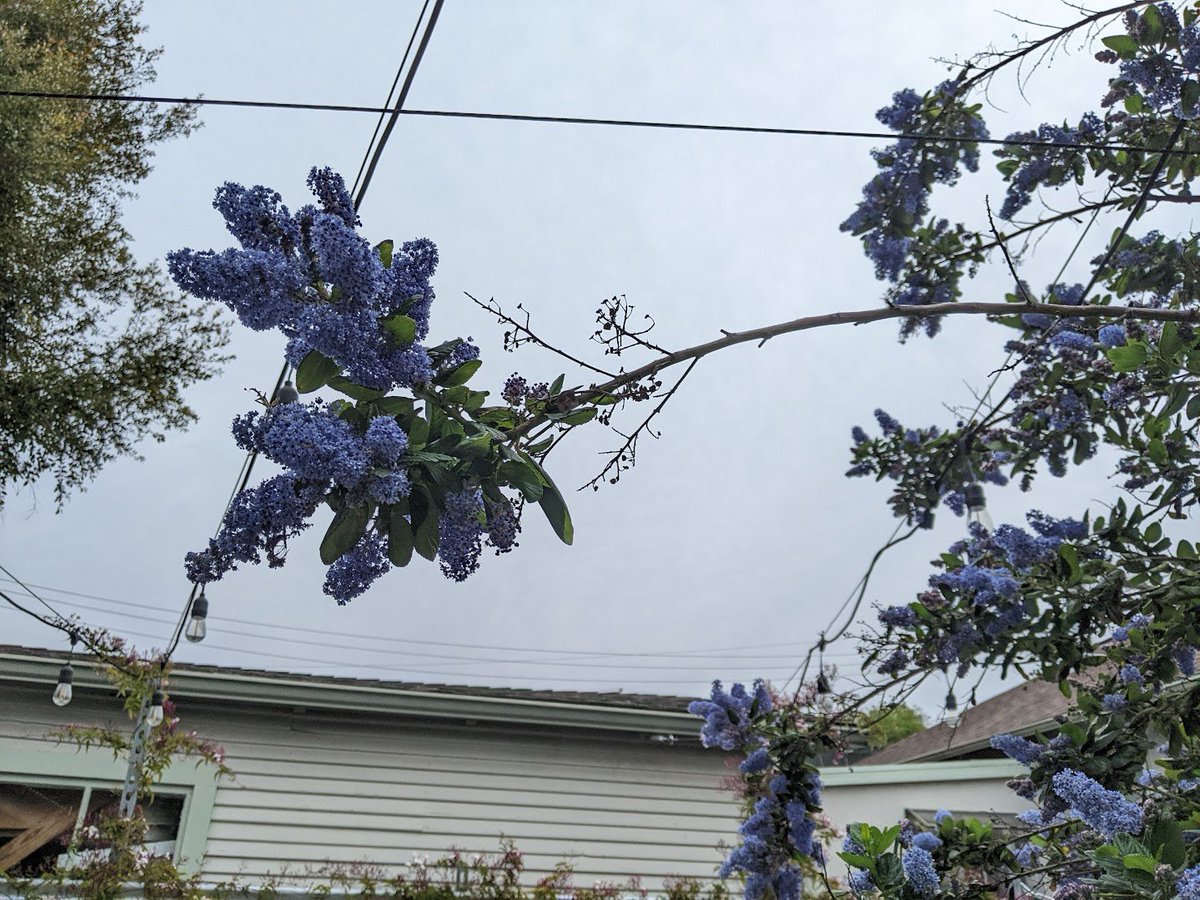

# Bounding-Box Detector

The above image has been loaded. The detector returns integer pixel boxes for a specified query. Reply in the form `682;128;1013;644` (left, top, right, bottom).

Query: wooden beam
0;805;78;872
0;792;107;872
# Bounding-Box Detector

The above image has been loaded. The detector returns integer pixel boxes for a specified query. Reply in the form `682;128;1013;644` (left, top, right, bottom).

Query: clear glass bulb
147;690;165;728
185;593;208;643
52;663;73;707
52;681;73;707
966;504;994;532
964;483;993;533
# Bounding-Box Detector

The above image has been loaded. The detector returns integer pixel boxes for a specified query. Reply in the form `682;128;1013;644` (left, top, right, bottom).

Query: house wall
1;683;1031;891
0;683;740;890
818;760;1031;874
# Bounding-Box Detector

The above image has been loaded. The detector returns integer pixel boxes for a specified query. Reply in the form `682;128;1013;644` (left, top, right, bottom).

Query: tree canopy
0;0;227;507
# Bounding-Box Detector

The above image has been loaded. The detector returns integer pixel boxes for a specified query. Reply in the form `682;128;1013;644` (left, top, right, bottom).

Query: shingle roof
0;643;694;713
859;678;1070;765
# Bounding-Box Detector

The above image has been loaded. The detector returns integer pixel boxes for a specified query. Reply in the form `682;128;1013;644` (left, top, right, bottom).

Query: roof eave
0;652;700;737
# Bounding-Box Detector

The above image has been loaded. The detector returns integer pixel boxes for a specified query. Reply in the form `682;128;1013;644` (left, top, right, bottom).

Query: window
0;781;185;876
0;741;218;875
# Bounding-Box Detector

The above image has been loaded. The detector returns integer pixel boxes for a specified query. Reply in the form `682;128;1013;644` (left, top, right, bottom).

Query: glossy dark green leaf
528;457;573;544
383;313;417;346
560;407;597;426
438;358;482;387
1101;34;1137;55
327;376;385;401
1107;341;1148;372
498;460;544;501
319;504;370;564
296;349;341;393
375;239;394;268
387;508;414;567
410;489;440;561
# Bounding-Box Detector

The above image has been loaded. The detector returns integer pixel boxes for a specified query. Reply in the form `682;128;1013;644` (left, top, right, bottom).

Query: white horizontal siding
0;685;740;889
186;705;737;887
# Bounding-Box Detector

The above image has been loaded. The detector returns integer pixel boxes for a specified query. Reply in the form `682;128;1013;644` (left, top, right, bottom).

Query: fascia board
0;652;699;737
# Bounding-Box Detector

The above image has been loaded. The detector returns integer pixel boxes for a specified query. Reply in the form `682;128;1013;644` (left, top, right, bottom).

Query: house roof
0;644;701;736
859;678;1069;765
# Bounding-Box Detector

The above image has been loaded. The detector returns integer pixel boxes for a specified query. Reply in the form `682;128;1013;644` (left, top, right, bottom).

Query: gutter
0;652;700;738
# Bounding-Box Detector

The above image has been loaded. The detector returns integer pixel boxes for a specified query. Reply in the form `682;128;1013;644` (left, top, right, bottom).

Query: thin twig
581;359;700;491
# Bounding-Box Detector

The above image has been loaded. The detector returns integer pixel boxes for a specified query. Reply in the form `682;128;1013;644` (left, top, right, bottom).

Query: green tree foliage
857;703;927;751
0;0;227;507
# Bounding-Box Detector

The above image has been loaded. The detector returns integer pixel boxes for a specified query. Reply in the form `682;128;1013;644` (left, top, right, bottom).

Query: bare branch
581;359;700;491
959;1;1157;92
506;298;1200;442
466;291;617;379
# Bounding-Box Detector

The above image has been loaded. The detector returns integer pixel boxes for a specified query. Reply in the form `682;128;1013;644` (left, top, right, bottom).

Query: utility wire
0;605;800;687
1;88;1196;157
0;577;856;661
350;0;433;198
0;592;860;669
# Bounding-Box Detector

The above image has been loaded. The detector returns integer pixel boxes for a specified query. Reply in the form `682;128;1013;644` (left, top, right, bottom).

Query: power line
350;0;434;198
0;605;810;687
1;88;1196;157
0;583;861;668
0;577;844;656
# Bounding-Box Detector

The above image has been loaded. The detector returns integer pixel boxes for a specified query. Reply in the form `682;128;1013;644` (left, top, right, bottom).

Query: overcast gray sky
3;1;1184;713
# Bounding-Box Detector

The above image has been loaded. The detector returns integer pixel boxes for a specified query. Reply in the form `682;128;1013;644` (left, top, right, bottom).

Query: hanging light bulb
52;663;74;707
185;590;208;644
816;671;833;695
146;689;165;728
276;380;300;404
964;482;994;533
944;688;958;712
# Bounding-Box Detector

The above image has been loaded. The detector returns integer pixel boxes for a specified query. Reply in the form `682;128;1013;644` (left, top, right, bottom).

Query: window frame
0;739;218;875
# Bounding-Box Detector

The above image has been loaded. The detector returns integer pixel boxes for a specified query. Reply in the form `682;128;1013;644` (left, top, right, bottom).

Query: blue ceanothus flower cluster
174;168;516;600
171;167;439;391
840;80;990;339
689;682;825;900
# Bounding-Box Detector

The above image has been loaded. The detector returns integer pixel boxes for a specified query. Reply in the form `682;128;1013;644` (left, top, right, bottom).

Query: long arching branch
507;299;1200;441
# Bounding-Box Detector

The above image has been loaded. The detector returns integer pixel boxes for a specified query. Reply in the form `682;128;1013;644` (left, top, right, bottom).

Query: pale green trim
0;652;698;736
0;738;218;875
819;758;1023;786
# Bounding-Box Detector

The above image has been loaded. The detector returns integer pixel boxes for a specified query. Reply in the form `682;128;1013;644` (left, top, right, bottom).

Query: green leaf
383;313;417;346
1184;80;1200;117
498;460;544;501
1107;341;1149;372
1146;819;1186;867
375;239;394;269
523;456;572;545
560;407;598;426
1122;853;1158;874
320;504;370;565
327;376;385;401
996;158;1021;177
296;349;341;393
1124;93;1144;114
1059;543;1081;582
370;396;416;418
549;374;565;396
438;358;482;387
1101;34;1138;55
410;489;440;561
387;508;414;567
1142;4;1164;43
1159;321;1183;360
